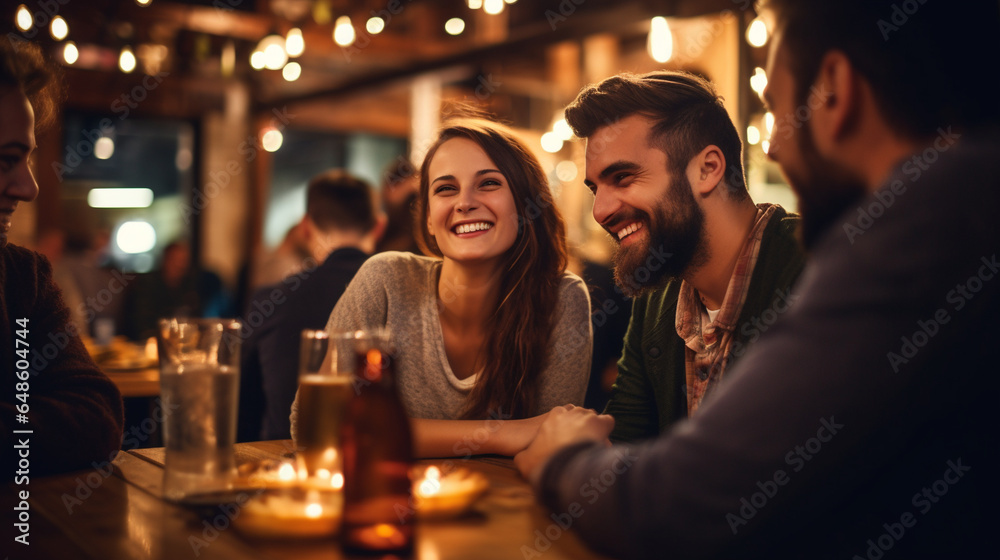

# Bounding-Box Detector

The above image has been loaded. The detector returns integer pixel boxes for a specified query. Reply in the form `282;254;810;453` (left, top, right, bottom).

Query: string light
468;0;483;9
746;17;768;47
63;42;78;65
444;18;465;36
285;28;304;57
250;50;265;70
257;34;288;70
261;129;284;152
648;17;673;63
333;16;356;47
50;16;68;40
750;67;768;96
483;0;504;15
282;61;301;81
553;119;574;141
366;17;385;35
119;46;136;73
15;5;32;32
541;132;563;153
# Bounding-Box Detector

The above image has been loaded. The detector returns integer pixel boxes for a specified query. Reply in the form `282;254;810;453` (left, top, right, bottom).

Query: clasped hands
514;405;614;485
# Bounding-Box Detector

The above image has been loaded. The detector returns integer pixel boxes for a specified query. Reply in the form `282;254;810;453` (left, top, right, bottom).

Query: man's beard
611;171;707;297
789;122;868;250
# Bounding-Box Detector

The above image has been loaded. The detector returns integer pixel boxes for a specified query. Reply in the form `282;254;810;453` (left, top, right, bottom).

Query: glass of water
157;318;242;503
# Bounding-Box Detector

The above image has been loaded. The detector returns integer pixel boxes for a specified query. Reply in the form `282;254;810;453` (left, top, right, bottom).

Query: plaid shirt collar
674;203;781;414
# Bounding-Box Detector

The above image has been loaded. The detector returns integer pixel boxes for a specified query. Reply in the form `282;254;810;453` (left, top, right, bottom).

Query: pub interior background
5;0;794;443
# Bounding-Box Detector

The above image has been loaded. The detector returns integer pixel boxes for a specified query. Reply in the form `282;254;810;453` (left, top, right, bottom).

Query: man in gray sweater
516;0;1000;558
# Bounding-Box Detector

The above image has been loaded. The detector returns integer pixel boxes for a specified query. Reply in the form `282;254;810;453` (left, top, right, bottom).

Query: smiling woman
290;118;593;458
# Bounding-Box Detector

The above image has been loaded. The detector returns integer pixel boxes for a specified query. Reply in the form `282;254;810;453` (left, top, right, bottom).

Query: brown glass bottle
341;342;415;554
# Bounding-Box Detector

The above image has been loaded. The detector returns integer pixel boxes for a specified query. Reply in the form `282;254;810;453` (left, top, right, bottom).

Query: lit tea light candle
413;465;489;519
235;489;343;539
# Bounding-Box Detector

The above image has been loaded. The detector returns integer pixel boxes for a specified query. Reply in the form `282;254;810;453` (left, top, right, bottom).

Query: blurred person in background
375;157;421;254
251;219;311;290
0;37;123;475
238;170;384;441
122;240;229;340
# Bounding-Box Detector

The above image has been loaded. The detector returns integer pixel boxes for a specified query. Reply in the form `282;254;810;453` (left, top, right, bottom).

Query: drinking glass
157;318;242;503
295;329;354;488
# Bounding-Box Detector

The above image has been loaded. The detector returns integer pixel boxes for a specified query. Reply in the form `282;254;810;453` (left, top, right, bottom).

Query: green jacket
606;207;805;442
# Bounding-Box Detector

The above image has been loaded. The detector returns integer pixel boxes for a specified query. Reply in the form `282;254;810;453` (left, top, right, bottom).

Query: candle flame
419;466;442;496
305;502;323;518
278;462;296;481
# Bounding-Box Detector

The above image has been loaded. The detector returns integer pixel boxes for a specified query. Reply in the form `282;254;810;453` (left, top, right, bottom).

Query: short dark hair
305;170;377;234
0;36;61;132
764;0;1000;138
565;70;747;199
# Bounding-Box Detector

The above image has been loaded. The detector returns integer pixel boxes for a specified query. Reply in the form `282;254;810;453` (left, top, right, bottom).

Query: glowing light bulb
15;5;32;32
262;129;283;152
541;132;563;153
553;119;574;141
333;16;355;46
285;28;304;57
648;17;673;63
750;67;768;96
119;46;136;73
484;0;504;15
282;61;301;81
747;125;761;145
746;17;768;48
250;50;265;70
445;18;465;35
50;16;68;40
63;42;79;65
367;17;385;35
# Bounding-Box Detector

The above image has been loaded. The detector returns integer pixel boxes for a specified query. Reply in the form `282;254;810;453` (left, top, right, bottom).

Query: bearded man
566;71;804;442
515;0;1000;558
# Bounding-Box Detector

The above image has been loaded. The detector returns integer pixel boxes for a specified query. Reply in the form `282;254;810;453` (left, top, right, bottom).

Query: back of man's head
764;0;1000;139
306;170;377;235
565;70;747;200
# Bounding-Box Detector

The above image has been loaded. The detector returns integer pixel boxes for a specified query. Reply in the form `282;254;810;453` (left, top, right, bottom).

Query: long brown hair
414;118;568;419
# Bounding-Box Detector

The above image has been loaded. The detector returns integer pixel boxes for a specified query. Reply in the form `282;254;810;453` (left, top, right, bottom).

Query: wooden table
5;441;610;560
103;366;160;398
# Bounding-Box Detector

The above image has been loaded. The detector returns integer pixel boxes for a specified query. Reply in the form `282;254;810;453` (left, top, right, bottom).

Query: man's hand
514;405;614;484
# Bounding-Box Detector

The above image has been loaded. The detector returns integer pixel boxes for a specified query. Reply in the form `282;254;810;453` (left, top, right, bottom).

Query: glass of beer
295;329;354;488
157;318;242;503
